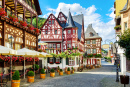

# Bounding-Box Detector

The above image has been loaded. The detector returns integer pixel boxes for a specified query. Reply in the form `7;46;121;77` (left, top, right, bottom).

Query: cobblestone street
28;59;130;87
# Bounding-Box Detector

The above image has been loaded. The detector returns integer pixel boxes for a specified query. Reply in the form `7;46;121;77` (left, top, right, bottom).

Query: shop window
92;40;96;44
69;58;74;65
53;44;56;48
56;58;60;64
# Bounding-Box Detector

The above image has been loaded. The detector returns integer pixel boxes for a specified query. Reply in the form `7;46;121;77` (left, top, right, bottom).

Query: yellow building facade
115;0;127;18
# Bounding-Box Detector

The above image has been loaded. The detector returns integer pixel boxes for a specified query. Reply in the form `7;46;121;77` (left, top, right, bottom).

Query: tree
118;29;130;59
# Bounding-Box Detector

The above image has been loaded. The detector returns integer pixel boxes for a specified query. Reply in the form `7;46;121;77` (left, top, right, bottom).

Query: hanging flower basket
34;28;40;34
0;8;7;17
8;14;18;22
27;24;34;30
19;20;27;27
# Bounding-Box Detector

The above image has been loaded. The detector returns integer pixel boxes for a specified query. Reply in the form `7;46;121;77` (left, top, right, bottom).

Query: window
92;40;96;44
69;58;74;65
90;32;94;37
50;58;53;63
49;44;52;48
52;20;54;24
125;22;127;30
38;45;41;48
87;49;91;54
53;44;56;48
45;30;48;34
49;20;51;24
56;58;60;64
55;30;57;34
57;44;60;48
68;30;71;34
92;49;96;54
87;40;90;44
67;44;71;48
15;44;22;50
73;30;75;34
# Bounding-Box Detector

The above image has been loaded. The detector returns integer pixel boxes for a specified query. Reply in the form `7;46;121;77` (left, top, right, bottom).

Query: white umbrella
0;45;17;80
17;48;38;79
38;41;48;45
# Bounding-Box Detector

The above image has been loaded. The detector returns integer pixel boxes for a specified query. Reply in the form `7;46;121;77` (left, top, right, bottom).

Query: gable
40;14;62;30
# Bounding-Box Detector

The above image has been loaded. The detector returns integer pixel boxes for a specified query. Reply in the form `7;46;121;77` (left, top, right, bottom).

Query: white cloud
42;3;115;43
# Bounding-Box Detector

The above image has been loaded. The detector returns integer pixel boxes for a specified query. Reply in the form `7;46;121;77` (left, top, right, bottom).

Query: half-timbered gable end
41;14;62;41
40;11;84;54
85;24;102;54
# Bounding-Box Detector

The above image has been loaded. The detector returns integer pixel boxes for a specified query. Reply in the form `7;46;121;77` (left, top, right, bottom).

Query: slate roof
65;11;76;28
120;0;128;12
85;24;101;39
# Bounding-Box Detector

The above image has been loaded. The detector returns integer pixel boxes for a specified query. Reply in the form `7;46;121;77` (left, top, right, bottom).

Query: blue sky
39;0;116;44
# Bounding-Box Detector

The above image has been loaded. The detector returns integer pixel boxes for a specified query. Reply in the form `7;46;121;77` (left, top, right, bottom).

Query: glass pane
87;40;90;44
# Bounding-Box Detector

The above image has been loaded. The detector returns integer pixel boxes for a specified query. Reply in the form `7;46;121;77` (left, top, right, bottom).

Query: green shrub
28;71;34;76
71;67;74;70
12;70;20;80
40;68;45;74
60;69;62;72
67;67;70;71
50;69;55;73
32;64;39;70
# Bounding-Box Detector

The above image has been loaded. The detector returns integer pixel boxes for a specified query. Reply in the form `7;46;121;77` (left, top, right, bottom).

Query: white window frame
50;58;53;63
92;40;96;44
69;58;74;65
53;44;56;48
87;49;91;54
68;30;71;34
56;58;60;63
57;44;60;48
92;49;96;54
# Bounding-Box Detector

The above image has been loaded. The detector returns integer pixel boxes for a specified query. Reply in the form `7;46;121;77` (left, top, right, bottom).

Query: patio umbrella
0;45;17;80
38;41;48;45
17;48;38;79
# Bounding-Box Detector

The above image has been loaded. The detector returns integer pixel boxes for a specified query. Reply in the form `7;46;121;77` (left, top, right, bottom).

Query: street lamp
8;35;14;49
114;40;119;82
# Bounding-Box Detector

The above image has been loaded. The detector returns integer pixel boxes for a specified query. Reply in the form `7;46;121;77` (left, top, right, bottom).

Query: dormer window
90;32;94;37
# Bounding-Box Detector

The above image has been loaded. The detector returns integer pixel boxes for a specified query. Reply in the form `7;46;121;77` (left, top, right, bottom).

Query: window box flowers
0;8;7;17
34;28;40;34
19;20;27;27
27;24;34;30
8;14;18;22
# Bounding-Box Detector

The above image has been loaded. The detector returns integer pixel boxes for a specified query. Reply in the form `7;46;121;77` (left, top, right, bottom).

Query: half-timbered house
84;24;102;66
0;0;42;73
40;11;84;69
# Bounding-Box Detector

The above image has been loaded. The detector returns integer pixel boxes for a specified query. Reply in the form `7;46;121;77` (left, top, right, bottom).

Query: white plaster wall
121;14;128;33
120;54;126;75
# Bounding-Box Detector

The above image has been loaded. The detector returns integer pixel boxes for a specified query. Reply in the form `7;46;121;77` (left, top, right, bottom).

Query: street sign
102;44;109;49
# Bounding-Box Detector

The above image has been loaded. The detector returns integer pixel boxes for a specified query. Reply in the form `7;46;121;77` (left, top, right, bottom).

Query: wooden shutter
66;58;69;65
60;58;62;63
47;57;50;63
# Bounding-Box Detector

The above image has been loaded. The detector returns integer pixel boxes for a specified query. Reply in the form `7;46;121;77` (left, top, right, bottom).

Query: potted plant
50;69;55;77
19;20;27;27
32;64;39;73
40;68;46;79
11;70;20;87
67;67;70;75
27;71;34;83
71;67;74;74
59;69;63;76
27;24;34;30
57;66;60;72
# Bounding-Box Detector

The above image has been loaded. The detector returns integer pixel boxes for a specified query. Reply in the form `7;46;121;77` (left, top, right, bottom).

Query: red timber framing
41;14;62;41
57;12;67;23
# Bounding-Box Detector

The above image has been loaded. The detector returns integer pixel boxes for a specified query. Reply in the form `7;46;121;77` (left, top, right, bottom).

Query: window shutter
47;58;50;63
66;58;69;65
53;57;56;63
60;58;62;63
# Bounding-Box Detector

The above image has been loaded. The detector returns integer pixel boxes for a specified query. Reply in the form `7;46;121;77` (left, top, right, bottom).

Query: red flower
20;21;27;27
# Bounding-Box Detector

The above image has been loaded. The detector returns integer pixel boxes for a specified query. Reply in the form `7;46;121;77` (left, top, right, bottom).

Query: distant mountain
27;17;46;29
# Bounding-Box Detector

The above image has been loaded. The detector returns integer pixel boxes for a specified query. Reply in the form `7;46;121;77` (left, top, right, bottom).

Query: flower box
19;21;27;27
50;62;53;64
56;62;60;64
